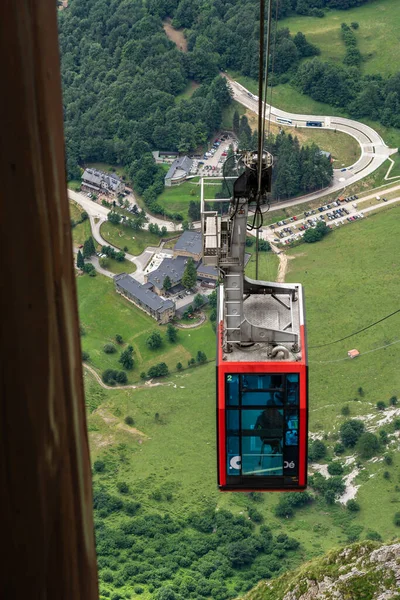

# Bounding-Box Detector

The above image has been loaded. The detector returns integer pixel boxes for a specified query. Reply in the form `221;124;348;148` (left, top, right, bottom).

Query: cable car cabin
216;282;308;492
201;151;308;492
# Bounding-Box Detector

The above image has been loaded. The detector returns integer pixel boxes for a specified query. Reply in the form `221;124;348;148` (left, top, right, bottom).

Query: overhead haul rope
267;0;279;142
309;307;400;349
254;0;273;279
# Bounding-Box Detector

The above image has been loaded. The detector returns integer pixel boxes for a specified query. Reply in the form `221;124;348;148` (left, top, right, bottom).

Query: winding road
226;77;398;207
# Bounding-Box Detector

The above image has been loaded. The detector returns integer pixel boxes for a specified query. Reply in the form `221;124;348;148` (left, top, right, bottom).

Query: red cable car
216;282;308;491
202;151;308;492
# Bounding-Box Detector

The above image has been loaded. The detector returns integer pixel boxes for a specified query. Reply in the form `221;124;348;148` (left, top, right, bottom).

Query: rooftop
146;255;190;288
174;230;202;256
115;274;175;313
165;156;193;181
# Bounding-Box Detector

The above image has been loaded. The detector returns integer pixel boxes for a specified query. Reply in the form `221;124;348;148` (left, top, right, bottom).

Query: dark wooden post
0;2;99;598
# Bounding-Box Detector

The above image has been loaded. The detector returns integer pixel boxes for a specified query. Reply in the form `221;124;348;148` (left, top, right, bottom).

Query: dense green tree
182;258;197;289
83;239;93;259
77;249;84;269
108;212;121;225
166;323;178;343
104;343;117;354
119;346;134;370
340;419;365;447
163;275;172;291
196;350;207;364
357;432;380;459
147;332;163;350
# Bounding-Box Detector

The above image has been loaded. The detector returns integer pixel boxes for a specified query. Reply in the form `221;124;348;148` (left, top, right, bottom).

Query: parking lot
198;134;237;178
264;194;368;245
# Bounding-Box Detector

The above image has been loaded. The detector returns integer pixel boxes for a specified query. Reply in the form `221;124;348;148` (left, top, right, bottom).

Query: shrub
117;481;130;494
119;346;134;370
308;439;327;462
340;419;365;447
82;351;90;361
124;416;134;426
390;396;398;406
351;21;359;29
334;442;345;455
115;334;123;344
394;512;400;527
346;499;360;512
357;432;380;459
103;343;117;354
384;455;393;465
383;471;390;479
94;460;106;473
140;371;146;379
99;257;109;268
134;587;144;595
248;507;263;523
176;362;183;370
366;531;382;541
394;419;400;430
148;362;169;378
377;401;386;411
101;570;114;583
102;369;128;386
196;350;207;364
327;462;343;476
379;430;388;445
341;405;350;416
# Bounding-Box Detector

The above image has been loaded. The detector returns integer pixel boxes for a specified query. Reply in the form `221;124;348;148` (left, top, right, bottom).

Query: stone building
114;274;175;324
81;168;125;196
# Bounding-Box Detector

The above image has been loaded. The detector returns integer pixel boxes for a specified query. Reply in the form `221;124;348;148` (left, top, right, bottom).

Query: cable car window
241;374;283;390
224;374;301;484
226;374;239;405
241;391;279;406
287;374;299;406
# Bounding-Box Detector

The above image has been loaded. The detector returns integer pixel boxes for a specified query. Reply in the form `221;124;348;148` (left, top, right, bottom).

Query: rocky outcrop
244;541;400;600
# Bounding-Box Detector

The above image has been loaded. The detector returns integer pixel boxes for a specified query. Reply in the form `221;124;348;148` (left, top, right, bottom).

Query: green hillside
81;202;400;599
279;0;400;77
244;540;400;600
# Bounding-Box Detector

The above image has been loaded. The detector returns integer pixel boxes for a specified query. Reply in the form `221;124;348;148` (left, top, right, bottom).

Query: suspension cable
267;0;279;141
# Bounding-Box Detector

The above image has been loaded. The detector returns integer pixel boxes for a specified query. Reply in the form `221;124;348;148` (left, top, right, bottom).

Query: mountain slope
244;541;400;600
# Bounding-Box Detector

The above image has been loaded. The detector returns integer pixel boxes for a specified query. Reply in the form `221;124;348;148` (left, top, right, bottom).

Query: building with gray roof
114;274;175;323
145;256;189;295
164;156;193;187
82;168;125;196
173;230;202;261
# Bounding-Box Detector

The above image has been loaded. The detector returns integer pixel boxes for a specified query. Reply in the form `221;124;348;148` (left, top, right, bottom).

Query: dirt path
83;363;179;391
163;18;187;52
269;242;292;283
175;313;206;328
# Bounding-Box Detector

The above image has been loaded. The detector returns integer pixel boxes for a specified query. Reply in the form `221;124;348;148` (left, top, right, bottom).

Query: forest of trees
224;118;333;200
58;0;232;192
93;484;302;600
178;0;399;129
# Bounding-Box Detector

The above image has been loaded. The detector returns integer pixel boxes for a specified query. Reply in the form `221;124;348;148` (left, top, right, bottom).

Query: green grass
80;202;400;591
286;204;400;435
68;180;81;191
69;202;92;247
157;178;201;219
221;99;246;130
79;275;215;383
102;257;136;275
245;243;280;281
99;221;176;256
278;0;400;77
388;153;400;178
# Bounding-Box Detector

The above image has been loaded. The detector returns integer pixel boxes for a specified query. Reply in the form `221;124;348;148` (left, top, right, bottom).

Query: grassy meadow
79;275;215;384
100;221;177;255
279;0;400;77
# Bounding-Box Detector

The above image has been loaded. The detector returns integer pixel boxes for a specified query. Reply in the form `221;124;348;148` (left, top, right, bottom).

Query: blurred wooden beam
0;1;99;598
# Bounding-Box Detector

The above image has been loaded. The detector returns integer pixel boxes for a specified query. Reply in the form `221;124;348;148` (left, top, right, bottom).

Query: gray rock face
246;541;400;600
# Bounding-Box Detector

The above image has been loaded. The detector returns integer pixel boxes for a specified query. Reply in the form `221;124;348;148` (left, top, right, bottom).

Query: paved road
225;76;398;205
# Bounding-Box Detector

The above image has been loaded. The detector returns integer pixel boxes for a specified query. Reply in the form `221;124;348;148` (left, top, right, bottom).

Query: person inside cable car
254;407;284;455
